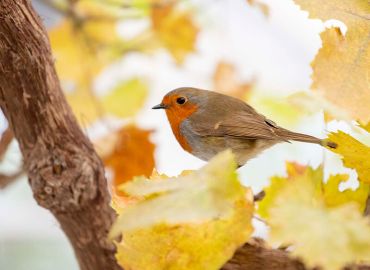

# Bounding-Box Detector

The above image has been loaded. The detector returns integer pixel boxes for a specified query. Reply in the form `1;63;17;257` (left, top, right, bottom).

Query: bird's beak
152;103;167;110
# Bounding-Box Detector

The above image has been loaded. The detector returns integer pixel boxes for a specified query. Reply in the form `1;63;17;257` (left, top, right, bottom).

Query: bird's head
152;87;208;120
152;87;210;152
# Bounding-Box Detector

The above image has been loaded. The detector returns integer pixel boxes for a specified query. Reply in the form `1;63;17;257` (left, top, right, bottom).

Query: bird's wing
191;110;284;141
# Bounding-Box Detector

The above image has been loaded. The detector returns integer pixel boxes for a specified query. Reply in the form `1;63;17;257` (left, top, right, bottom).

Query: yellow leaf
102;79;148;118
65;87;103;124
77;0;123;19
258;162;323;218
249;94;306;126
49;1;126;124
287;91;350;120
268;173;370;270
212;61;253;100
66;78;148;123
246;0;269;17
50;17;118;86
151;3;198;63
359;121;370;133
110;150;254;270
328;131;370;183
259;162;369;217
257;176;287;219
323;174;369;212
293;0;370;122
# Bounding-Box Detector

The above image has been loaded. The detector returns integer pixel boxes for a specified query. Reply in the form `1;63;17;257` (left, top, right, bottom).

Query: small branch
365;195;370;217
222;238;307;270
0;170;24;189
223;238;370;270
253;190;266;202
0;127;13;160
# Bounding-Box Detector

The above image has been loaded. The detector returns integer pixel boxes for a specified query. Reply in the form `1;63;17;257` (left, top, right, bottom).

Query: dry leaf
249;94;306;126
110;150;254;270
294;0;370;122
287;91;350;120
50;0;120;87
258;163;322;218
67;78;148;124
323;174;369;212
359;121;370;133
151;2;198;63
102;125;156;195
327;131;370;184
101;79;148;118
268;171;370;270
50;1;150;123
213;61;253;100
246;0;269;17
50;19;112;86
258;162;369;217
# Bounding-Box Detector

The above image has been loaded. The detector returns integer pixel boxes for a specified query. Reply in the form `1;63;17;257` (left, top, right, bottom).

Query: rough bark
223;238;307;270
0;1;120;270
223;238;370;270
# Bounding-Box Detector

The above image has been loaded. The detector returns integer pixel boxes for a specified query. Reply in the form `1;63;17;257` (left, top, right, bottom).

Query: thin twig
254;190;266;202
0;170;24;189
364;195;370;217
0;127;13;160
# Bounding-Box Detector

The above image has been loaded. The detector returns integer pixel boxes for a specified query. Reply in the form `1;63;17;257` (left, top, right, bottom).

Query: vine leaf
328;131;370;184
294;0;370;122
95;125;156;196
110;150;254;270
259;163;370;270
151;2;199;63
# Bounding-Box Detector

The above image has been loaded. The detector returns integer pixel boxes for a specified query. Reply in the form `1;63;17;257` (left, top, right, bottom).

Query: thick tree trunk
0;1;121;270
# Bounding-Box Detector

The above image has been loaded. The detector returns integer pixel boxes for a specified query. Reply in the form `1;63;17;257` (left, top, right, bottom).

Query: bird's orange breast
165;104;197;153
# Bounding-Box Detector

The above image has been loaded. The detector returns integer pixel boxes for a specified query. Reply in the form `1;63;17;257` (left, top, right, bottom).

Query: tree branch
0;170;24;189
365;195;370;217
223;238;370;270
223;238;307;270
0;1;120;270
0;127;13;158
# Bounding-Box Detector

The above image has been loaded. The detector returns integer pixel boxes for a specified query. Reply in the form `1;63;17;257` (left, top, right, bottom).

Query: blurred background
0;0;361;269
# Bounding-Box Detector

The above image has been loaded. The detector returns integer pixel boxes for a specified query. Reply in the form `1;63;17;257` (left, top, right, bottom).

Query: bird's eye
176;97;187;105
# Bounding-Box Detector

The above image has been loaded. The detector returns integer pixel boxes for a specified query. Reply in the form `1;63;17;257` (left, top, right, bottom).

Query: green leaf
102;78;148;118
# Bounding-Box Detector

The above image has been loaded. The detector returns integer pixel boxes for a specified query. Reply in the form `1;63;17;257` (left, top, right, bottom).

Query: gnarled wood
223;238;370;270
0;1;120;269
223;238;307;270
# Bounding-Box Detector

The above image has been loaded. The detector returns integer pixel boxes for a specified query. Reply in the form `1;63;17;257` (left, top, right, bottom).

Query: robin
153;87;336;167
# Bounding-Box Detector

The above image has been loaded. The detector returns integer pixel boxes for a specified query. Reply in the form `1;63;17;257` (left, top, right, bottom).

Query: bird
152;87;337;167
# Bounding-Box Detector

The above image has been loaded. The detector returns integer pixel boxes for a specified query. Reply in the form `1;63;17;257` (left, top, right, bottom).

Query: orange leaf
213;61;253;100
151;2;198;63
286;162;307;179
246;0;270;17
101;125;156;195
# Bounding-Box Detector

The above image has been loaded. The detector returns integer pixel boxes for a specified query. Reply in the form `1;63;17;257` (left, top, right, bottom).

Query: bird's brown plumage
154;87;336;166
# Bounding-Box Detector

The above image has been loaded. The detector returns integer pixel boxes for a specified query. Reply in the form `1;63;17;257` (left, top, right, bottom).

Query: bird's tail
275;128;337;149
